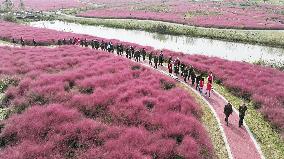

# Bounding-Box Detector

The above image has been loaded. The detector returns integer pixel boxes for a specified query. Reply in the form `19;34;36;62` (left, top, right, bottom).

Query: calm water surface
30;20;284;64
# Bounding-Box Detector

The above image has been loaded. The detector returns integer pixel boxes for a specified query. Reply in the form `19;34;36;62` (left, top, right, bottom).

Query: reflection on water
30;20;284;63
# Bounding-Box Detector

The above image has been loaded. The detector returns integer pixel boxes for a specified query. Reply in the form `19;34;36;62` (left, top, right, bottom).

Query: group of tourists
167;57;213;98
224;101;248;127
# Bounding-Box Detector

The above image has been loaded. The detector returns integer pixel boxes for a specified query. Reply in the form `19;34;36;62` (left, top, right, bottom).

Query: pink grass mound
0;46;213;158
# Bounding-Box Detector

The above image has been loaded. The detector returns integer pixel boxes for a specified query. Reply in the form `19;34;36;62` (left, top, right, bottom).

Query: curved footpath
0;43;265;159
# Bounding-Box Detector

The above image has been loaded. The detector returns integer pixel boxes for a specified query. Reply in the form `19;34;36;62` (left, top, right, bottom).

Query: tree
2;0;13;12
19;0;25;11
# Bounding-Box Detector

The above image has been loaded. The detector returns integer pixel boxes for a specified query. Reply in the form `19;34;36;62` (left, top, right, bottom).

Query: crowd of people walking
13;37;247;128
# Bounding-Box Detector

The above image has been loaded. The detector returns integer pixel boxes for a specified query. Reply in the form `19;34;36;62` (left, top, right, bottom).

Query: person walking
168;61;173;74
174;58;180;76
168;56;172;65
154;55;158;69
20;37;25;46
141;48;146;61
183;66;189;82
199;78;204;95
180;63;185;77
191;70;196;86
149;52;153;65
32;39;37;46
100;40;105;50
205;81;212;98
130;46;135;58
196;74;202;91
239;102;248;128
158;51;164;66
208;72;213;84
224;102;233;126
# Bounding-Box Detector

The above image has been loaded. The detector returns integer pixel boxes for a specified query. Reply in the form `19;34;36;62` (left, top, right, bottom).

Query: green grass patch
131;4;170;13
213;83;284;159
184;10;221;18
178;83;229;159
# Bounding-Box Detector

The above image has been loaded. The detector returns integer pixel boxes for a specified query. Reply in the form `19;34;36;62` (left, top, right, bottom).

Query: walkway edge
214;91;265;159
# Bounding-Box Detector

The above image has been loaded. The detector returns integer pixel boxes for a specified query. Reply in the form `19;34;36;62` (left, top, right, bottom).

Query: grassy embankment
214;83;284;159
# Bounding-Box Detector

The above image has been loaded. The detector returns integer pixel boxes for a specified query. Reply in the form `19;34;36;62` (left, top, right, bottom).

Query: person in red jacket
205;82;212;98
208;72;213;84
199;78;204;94
168;61;173;74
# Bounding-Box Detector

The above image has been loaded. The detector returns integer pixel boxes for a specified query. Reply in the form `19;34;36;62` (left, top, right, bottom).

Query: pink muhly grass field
1;21;283;135
0;46;213;158
78;0;284;29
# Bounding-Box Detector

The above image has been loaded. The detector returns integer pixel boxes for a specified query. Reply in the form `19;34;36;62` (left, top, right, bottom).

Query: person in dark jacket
137;50;141;61
80;39;84;47
91;40;95;49
188;66;193;81
130;46;135;58
174;58;180;76
180;63;185;77
224;102;233;126
239;103;248;128
58;39;62;46
69;38;73;45
63;38;67;45
32;39;37;46
134;50;140;62
154;55;158;69
104;42;108;51
196;74;202;90
119;44;124;56
116;44;120;55
141;48;146;61
94;40;100;49
12;38;16;44
126;47;130;59
183;66;189;82
84;39;89;47
191;70;196;86
100;40;105;50
158;51;164;66
168;56;172;65
20;37;25;46
149;52;153;65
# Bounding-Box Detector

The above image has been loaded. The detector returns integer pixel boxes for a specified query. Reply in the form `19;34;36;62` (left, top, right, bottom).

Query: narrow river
30;20;284;64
